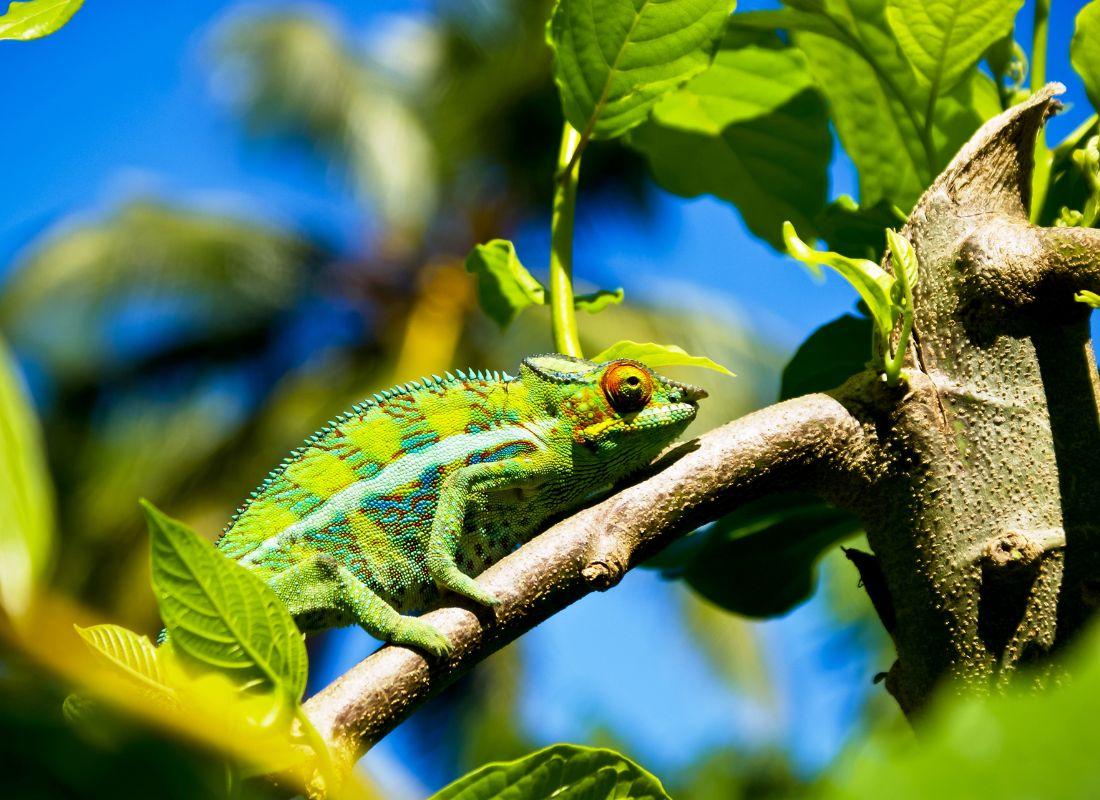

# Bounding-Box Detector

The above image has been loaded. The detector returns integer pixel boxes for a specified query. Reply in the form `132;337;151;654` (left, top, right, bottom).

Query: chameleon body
217;354;706;656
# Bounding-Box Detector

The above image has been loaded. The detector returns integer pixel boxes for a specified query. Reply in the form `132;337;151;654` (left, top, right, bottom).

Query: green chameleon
217;354;706;657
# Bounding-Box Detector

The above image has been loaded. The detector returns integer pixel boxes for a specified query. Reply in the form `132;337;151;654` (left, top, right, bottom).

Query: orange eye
601;362;653;413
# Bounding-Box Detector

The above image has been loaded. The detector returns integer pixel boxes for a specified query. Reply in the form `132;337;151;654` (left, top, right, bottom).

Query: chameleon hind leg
267;555;452;658
427;453;567;607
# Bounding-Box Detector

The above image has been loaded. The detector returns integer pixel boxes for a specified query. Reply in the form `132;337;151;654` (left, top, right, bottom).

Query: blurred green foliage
7;0;1100;797
429;744;671;800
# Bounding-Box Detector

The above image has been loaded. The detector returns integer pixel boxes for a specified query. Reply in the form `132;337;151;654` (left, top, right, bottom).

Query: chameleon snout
671;381;708;404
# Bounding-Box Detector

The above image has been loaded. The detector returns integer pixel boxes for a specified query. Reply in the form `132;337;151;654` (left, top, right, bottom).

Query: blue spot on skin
291;495;323;515
305;517;357;570
400;432;439;453
468;441;535;464
367;466;440;529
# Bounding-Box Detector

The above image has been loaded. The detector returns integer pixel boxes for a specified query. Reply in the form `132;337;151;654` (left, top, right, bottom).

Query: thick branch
302;393;873;770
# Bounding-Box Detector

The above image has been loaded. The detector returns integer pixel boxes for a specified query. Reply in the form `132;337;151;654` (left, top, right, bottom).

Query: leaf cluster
63;502;333;794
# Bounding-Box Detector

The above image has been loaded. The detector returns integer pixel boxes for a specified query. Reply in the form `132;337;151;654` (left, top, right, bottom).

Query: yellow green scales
216;354;706;656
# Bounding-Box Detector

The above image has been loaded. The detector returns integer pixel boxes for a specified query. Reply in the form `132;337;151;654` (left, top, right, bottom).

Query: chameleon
216;353;707;657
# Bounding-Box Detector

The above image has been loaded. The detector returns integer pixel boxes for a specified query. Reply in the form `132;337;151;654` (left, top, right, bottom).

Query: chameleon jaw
665;379;708;404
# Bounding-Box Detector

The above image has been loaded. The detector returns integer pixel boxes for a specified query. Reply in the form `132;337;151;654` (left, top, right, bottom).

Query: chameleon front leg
427;453;567;607
267;555;452;658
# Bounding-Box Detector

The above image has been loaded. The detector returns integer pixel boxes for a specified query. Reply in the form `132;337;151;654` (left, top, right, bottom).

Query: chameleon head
519;353;707;473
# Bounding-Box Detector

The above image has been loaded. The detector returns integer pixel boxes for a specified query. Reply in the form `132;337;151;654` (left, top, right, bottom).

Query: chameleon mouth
666;379;708;404
625;401;699;429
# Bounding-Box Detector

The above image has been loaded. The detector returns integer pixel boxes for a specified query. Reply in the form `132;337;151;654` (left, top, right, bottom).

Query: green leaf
656;494;860;617
74;624;174;696
731;8;841;37
430;744;671;800
791;0;992;211
1036;117;1100;227
628;26;831;247
592;340;735;376
815;196;906;261
547;0;736;141
0;336;54;618
821;626;1100;799
783;221;896;342
574;288;624;314
0;0;83;40
1073;1;1100;112
885;228;919;295
780;313;873;400
465;240;546;330
144;500;308;704
1076;290;1100;308
885;0;1023;97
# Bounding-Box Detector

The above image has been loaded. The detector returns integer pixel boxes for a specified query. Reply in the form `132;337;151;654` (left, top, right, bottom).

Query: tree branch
302;392;875;772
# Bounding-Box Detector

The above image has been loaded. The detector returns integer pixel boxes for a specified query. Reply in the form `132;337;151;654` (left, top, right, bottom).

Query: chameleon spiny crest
217;354;706;656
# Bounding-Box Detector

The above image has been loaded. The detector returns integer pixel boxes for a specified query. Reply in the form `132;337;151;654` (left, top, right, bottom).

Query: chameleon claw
393;617;453;659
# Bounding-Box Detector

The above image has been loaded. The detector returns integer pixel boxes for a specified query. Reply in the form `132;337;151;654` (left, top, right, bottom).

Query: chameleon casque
216;354;707;657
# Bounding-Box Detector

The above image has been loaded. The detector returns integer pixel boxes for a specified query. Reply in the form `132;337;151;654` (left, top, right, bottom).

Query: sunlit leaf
1076;290;1100;308
885;0;1022;97
547;0;736;141
144;501;307;705
1036;117;1100;226
1072;1;1100;111
731;7;840;38
464;240;546;329
790;0;993;210
592;340;734;376
430;744;671;800
823;626;1100;799
0;336;54;618
783;221;896;343
885;228;919;295
629;26;831;247
74;624;174;696
574;288;624;314
0;0;83;40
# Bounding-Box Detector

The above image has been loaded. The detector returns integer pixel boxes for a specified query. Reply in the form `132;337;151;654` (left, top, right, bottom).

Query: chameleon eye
601;362;653;413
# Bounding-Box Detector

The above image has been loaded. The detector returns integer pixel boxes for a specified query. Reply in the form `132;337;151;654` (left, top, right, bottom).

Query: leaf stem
550;122;584;358
1031;0;1049;91
1030;0;1052;222
884;306;913;386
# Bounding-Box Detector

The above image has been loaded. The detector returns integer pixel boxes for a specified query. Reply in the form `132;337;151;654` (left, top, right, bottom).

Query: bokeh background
1;1;1093;796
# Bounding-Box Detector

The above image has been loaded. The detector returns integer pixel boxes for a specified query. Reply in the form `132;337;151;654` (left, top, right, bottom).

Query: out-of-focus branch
302;392;876;773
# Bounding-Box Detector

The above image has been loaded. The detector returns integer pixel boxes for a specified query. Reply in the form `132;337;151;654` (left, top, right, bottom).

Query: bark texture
860;84;1100;713
303;82;1100;769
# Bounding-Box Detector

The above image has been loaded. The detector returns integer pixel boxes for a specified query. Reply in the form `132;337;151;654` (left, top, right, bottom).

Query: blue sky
2;0;1096;796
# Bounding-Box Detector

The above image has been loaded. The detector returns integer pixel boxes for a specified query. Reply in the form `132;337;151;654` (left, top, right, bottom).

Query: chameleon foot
392;616;453;658
440;571;500;608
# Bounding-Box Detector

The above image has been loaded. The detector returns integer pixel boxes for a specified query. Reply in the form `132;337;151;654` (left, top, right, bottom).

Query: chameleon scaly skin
216;354;706;656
